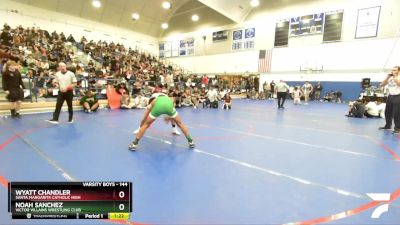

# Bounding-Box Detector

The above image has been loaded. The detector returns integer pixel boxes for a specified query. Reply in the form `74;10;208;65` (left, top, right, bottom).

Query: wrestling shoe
172;127;181;135
379;126;392;130
189;141;195;148
128;141;138;151
67;119;74;123
46;119;59;124
393;129;400;134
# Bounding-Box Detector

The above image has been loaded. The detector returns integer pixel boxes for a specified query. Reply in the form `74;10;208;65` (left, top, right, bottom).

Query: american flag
258;49;273;73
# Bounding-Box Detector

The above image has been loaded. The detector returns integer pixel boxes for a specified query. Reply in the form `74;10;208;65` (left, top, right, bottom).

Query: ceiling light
161;23;169;29
162;1;171;9
250;0;260;7
191;14;199;22
92;0;101;8
131;13;140;20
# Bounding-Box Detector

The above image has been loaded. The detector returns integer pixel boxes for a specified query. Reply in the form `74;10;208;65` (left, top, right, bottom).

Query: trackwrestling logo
367;193;391;219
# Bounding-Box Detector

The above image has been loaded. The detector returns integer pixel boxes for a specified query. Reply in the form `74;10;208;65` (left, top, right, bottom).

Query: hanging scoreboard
290;13;324;37
9;182;132;220
323;10;344;42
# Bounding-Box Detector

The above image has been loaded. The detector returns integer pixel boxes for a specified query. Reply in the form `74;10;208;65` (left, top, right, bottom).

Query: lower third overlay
8;181;132;220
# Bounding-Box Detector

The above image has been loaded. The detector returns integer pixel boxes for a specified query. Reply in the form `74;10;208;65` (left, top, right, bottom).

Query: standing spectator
2;60;25;118
314;82;323;100
202;75;209;88
263;81;271;99
270;80;276;98
46;62;77;124
379;66;400;133
275;80;290;109
302;81;313;105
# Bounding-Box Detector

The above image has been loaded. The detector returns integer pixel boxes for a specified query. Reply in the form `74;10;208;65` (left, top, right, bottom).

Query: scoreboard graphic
8;182;132;220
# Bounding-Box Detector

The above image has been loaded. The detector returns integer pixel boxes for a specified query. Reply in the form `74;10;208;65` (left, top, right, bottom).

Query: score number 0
118;191;126;211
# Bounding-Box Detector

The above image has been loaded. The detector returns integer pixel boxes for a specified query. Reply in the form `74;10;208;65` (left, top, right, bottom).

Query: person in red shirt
223;93;232;110
201;75;209;87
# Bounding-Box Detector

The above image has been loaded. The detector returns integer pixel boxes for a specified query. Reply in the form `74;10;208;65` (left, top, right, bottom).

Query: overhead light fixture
162;1;171;9
250;0;260;7
131;13;140;20
92;0;101;8
191;14;199;22
161;23;169;29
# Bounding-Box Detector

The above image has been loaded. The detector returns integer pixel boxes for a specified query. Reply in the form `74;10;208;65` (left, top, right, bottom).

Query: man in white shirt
365;100;385;118
379;66;400;134
275;80;290;109
46;62;77;124
206;87;218;108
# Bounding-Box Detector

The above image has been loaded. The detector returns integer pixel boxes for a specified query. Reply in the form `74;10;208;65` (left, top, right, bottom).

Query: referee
275;80;290;109
46;62;77;124
379;66;400;134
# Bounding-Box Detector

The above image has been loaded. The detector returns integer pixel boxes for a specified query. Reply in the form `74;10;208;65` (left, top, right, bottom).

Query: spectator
205;87;218;108
365;99;385;118
191;87;201;109
263;81;271;99
132;94;149;109
34;70;47;97
2;60;25;118
67;34;75;43
270;80;276;97
172;88;182;108
249;87;257;100
314;82;323;100
116;82;130;109
223;93;232;110
182;88;193;107
346;100;366;118
80;90;99;113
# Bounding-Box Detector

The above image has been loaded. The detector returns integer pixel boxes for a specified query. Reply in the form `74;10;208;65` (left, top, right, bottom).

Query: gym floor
0;99;399;225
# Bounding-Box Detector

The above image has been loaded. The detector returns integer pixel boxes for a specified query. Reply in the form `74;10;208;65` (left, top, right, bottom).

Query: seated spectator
205;87;218;108
191;87;201;109
80;90;99;113
171;87;182;108
324;91;334;102
365;99;385;118
223;93;232;110
182;88;193;107
34;71;47;97
132;94;149;109
334;91;343;103
142;83;153;97
116;82;130;109
346;100;365;118
249;87;257;100
258;91;265;100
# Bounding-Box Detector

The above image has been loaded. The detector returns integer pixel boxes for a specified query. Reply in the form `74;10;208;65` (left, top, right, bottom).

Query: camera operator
379;66;400;134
